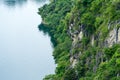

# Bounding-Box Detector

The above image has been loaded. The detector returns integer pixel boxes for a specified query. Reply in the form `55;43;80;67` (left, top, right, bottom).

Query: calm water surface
0;0;55;80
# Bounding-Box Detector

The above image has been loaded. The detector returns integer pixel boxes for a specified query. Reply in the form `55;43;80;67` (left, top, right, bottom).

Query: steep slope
38;0;120;80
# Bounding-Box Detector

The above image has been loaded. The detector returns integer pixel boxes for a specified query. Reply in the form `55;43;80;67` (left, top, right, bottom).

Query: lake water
0;0;55;80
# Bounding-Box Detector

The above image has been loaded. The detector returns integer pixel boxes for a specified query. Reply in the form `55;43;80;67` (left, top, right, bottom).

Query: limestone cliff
39;0;120;80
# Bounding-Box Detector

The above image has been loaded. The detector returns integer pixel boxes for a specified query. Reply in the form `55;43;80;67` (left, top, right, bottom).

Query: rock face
105;20;120;47
91;35;94;46
39;0;120;79
117;28;120;43
106;27;120;47
68;23;84;67
106;28;117;47
68;20;120;72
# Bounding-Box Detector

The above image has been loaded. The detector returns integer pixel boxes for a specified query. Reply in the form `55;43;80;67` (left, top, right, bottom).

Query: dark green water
0;0;55;80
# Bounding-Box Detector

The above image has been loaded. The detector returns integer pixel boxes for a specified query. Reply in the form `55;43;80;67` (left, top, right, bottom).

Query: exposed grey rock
117;73;120;78
78;31;83;41
91;35;94;46
106;28;117;47
72;59;78;68
93;66;97;73
117;28;120;43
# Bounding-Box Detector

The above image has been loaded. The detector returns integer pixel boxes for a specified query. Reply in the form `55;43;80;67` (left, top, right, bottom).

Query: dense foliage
38;0;120;80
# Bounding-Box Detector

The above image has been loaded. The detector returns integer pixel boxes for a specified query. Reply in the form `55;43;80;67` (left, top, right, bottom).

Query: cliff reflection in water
0;0;48;8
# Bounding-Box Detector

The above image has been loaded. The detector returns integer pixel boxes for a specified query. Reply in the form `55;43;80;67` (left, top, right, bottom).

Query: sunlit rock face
91;35;94;46
106;28;117;47
105;27;120;47
105;20;120;47
117;28;120;43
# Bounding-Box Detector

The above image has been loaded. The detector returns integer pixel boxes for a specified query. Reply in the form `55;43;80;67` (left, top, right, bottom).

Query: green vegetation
38;0;120;80
95;47;120;80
